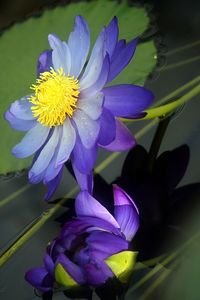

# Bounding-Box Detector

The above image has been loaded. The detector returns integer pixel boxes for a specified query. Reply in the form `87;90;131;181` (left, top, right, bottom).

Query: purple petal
80;54;109;98
73;109;100;149
77;93;104;120
5;110;36;131
102;120;135;152
86;231;128;259
98;108;116;146
44;168;63;201
44;254;55;276
48;34;71;74
29;127;60;178
55;118;76;167
108;38;138;83
68;16;90;78
12;123;50;158
56;253;86;284
113;185;139;241
71;131;98;174
37;50;52;76
72;164;93;194
103;84;154;117
75;191;119;229
79;29;105;89
84;260;113;286
25;267;54;292
9;96;34;120
105;17;119;57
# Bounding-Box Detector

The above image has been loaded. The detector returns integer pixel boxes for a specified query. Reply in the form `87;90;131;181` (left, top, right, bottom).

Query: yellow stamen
29;68;80;127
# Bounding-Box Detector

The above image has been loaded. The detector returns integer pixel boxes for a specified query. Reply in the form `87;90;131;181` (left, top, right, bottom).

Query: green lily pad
0;0;157;174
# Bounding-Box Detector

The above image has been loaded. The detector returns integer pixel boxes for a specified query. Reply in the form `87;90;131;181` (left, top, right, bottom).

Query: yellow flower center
29;68;80;127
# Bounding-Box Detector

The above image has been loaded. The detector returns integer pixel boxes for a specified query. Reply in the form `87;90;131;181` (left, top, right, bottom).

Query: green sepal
105;251;138;283
55;263;79;289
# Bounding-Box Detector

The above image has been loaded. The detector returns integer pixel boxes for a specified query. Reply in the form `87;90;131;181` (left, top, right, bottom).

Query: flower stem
147;116;171;173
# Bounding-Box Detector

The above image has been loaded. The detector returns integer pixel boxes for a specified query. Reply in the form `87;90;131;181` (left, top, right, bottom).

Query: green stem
147;116;171;173
167;40;200;56
122;81;200;122
159;55;200;72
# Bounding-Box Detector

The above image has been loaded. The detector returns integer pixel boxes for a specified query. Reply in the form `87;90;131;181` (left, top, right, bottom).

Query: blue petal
79;29;105;89
103;84;154;117
84;260;113;286
9;96;34;120
72;164;93;194
80;54;109;98
37;50;52;76
108;38;137;83
48;34;71;74
73;109;100;149
5;110;36;131
77;93;104;120
25;267;54;292
68;16;90;78
12;123;50;158
98;108;116;146
105;16;119;57
56;253;86;284
75;191;120;229
55;118;76;167
86;231;128;259
102;120;135;152
44;168;63;201
113;185;139;241
71;132;98;174
29;127;60;178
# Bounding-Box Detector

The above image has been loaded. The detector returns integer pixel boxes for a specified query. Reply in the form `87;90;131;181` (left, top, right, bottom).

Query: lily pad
0;0;157;174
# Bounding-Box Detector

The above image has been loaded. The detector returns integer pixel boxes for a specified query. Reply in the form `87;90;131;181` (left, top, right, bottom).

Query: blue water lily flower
5;16;154;199
25;185;139;291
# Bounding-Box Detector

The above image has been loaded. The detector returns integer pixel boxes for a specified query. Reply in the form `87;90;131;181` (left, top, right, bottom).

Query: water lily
25;185;139;291
5;16;153;199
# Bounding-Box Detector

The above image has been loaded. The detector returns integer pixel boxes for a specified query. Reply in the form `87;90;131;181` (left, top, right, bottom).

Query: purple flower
25;185;139;291
5;16;154;199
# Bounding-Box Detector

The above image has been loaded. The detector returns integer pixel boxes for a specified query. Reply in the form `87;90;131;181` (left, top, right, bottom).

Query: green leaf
0;0;157;174
105;251;138;283
55;263;79;288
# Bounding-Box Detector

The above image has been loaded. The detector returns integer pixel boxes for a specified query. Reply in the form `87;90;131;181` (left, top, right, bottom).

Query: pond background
0;0;200;299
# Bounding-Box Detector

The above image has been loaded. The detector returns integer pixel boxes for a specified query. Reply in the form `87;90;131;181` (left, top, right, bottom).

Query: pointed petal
9;96;34;120
84;260;113;286
12;123;50;158
75;191;119;229
5;110;36;131
102;120;135;152
77;93;104;121
80;54;109;98
79;29;105;89
73;109;100;149
29;127;60;179
48;34;71;74
71;133;98;174
113;185;139;241
108;38;137;83
44;168;63;201
98;108;116;146
44;254;55;276
56;253;86;285
55;119;76;166
87;231;128;258
105;16;119;57
68;16;90;78
72;163;93;194
25;267;53;292
37;50;52;76
103;84;154;117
